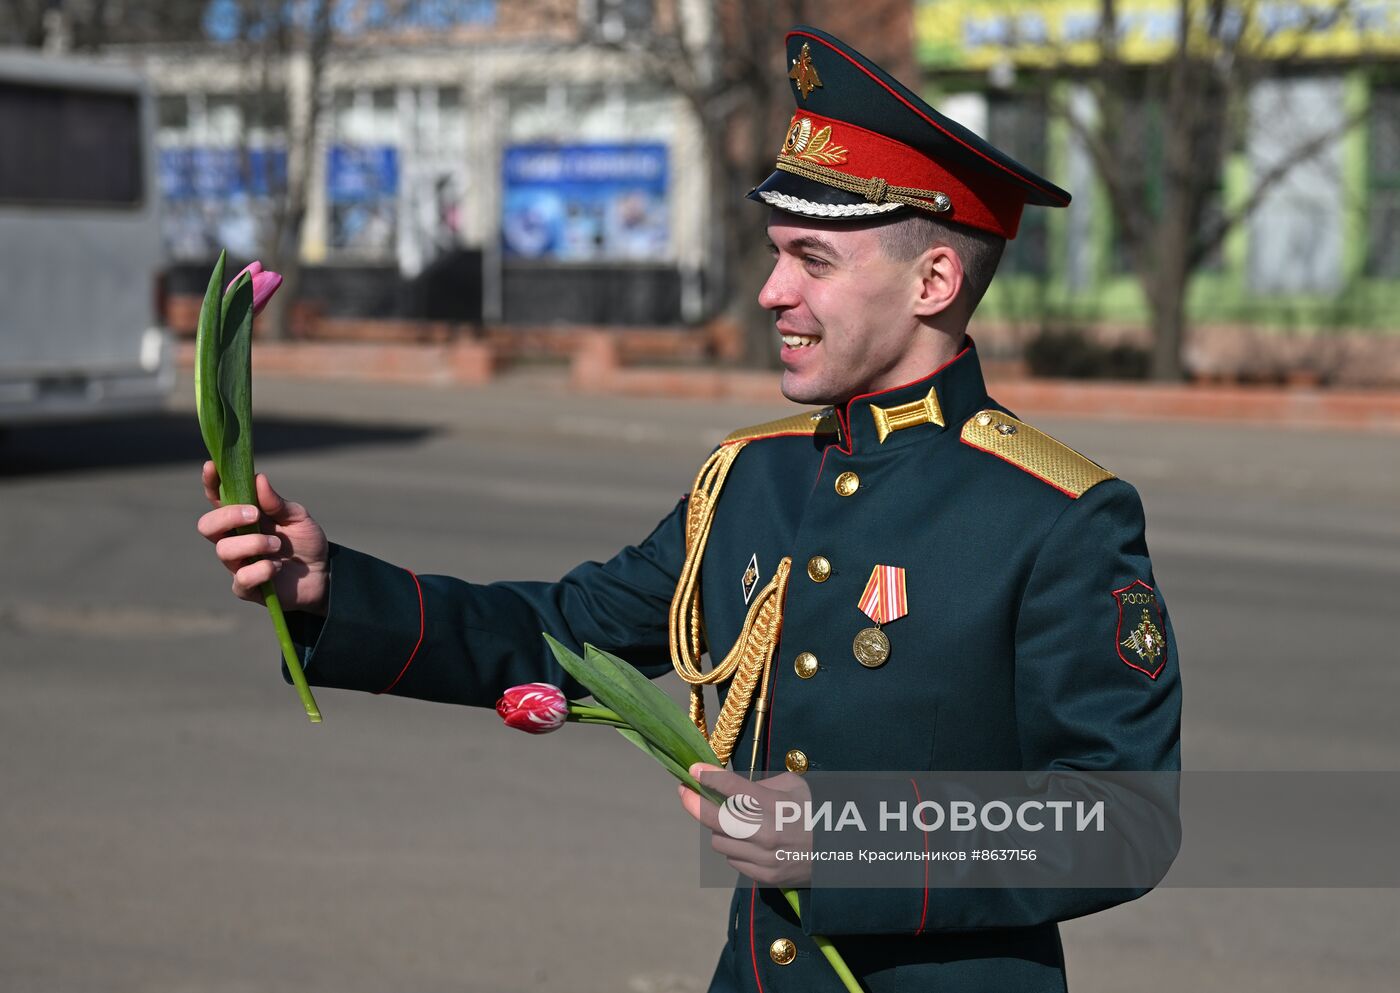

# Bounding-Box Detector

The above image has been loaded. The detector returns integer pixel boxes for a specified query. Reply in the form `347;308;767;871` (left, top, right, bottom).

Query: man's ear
913;244;964;319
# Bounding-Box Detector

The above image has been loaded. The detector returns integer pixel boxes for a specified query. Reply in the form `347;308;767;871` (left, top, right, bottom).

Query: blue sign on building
158;147;287;200
203;0;497;43
326;145;399;203
501;143;669;261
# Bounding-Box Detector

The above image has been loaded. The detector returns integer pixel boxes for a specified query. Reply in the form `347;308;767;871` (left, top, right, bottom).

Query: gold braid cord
669;443;792;768
776;153;952;214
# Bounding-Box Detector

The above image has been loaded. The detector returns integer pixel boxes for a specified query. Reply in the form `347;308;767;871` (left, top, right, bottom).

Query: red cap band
779;110;1026;238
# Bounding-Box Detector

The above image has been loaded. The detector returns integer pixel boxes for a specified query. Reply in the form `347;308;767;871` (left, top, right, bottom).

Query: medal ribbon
857;565;908;625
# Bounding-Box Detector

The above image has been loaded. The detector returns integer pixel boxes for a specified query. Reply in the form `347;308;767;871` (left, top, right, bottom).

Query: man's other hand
679;762;815;887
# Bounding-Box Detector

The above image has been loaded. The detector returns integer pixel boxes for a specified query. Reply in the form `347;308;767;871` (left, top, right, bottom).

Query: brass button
794;652;819;679
806;555;831;583
769;937;797;965
834;471;860;497
785;749;809;774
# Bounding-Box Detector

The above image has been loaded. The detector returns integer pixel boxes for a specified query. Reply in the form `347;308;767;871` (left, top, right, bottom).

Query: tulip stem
781;888;865;993
567;703;624;723
229;519;321;723
261;583;322;723
571;715;629;728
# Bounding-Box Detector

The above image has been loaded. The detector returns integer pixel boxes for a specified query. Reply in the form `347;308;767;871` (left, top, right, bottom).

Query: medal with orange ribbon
854;564;907;668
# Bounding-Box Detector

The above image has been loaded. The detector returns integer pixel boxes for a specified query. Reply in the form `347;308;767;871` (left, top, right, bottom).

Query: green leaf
543;634;865;990
216;274;256;507
542;634;719;773
220;268;249;325
615;728;724;805
585;643;720;767
193;251;228;464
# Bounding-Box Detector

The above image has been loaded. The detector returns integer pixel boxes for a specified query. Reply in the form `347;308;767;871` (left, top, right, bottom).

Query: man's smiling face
760;213;938;406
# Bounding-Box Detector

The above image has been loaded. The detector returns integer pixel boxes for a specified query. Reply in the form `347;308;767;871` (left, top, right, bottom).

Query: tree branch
1189;101;1369;270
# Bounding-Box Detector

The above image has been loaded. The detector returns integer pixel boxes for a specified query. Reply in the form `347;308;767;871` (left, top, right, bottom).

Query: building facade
126;0;711;327
916;0;1400;382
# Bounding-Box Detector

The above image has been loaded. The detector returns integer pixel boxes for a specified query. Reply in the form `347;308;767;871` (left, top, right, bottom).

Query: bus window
0;81;144;206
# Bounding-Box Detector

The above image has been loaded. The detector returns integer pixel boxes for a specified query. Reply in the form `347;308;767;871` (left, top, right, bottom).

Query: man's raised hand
197;462;330;616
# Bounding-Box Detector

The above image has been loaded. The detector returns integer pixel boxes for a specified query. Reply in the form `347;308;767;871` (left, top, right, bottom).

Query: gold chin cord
669;443;791;774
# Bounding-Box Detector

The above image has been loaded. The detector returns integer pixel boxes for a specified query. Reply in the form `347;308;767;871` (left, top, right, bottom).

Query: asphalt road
2;371;1397;993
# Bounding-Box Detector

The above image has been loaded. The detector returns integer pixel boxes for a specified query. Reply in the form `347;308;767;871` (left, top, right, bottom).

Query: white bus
0;49;173;430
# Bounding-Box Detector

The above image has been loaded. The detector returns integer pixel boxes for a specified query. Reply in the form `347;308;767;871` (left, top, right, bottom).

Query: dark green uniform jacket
289;341;1181;992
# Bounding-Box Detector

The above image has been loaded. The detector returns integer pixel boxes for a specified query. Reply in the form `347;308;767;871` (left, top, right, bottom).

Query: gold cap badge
789;42;822;100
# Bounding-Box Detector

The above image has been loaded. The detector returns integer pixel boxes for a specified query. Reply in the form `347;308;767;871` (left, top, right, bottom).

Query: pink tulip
226;260;284;316
496;683;570;734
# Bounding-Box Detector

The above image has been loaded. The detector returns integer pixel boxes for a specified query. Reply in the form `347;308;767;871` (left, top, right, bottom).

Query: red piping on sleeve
910;777;930;935
378;568;425;694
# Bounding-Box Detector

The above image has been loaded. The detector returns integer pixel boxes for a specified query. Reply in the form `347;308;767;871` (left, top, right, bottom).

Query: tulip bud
226;260;284;317
496;683;570;734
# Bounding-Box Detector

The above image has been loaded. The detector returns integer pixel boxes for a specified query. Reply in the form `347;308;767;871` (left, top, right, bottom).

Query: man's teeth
782;334;819;348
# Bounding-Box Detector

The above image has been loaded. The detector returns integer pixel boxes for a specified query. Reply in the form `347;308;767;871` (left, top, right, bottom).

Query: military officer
198;26;1180;993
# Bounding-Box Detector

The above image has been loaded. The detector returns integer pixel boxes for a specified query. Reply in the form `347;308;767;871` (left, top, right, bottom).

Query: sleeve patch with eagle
1113;580;1168;679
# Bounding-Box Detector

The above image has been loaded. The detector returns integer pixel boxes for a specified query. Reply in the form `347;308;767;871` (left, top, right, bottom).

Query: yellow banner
916;0;1400;68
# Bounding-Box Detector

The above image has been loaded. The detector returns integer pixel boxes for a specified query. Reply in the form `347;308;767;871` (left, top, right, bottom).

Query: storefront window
1247;74;1345;295
1367;83;1400;278
155;91;287;260
327;87;401;258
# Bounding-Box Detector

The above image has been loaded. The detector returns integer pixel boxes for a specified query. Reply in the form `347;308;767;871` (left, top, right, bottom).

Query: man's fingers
255;473;285;518
679;785;791;849
710;833;767;861
255;473;308;524
233;558;280;600
215;533;284;573
764;772;810;796
678;783;723;831
689;763;757;800
201;461;222;507
197;504;261;542
724;858;778;885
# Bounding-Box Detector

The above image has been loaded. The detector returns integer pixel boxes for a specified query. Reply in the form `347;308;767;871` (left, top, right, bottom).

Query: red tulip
496;683;570;734
226;260;284;316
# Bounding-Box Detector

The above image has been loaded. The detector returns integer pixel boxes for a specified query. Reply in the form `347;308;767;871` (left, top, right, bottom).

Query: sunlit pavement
2;371;1396;992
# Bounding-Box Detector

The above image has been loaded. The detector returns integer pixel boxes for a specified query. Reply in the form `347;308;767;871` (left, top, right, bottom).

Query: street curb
177;339;1400;432
177;339;495;386
569;334;1400;432
990;380;1400;432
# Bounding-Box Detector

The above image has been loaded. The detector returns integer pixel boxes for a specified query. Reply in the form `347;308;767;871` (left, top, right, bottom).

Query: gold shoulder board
961;410;1115;498
723;408;839;445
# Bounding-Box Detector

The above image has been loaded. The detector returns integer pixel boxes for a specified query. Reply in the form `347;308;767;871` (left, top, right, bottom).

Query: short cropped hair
877;212;1006;312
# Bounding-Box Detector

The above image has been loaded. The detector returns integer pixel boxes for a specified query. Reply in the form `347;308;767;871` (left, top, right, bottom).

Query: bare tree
226;0;336;341
0;1;207;50
221;0;484;339
1046;0;1373;380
